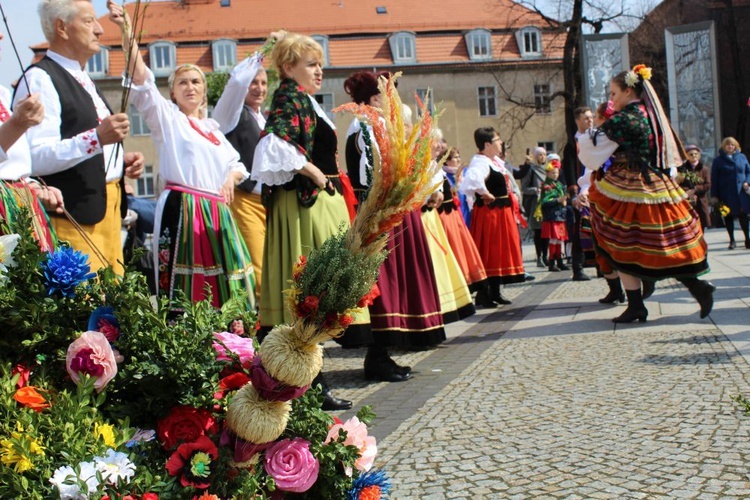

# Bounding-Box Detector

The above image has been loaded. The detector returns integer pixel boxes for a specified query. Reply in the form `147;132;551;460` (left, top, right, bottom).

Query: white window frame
516;27;543;58
415;88;434;117
149;41;176;77
87;47;109;79
129;104;150;137
212;39;237;72
135;165;156;198
537;142;555;154
477;86;497;117
314;93;335;120
388;32;416;64
311;35;330;67
465;29;492;61
534;83;552;114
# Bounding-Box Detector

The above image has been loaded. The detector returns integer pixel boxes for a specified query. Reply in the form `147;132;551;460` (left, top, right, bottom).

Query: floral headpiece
624;64;652;88
545;159;561;171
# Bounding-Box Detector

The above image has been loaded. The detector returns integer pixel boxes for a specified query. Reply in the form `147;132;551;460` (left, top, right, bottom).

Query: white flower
94;448;136;485
0;233;20;282
624;71;639;88
49;462;100;499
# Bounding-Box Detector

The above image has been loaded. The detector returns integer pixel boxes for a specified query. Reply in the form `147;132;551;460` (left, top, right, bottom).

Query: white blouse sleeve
251;134;307;186
458;161;489;210
213;54;263;135
127;68;175;143
576;128;619;171
577;167;592;195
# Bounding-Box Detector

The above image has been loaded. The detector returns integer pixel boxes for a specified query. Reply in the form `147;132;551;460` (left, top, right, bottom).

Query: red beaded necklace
188;117;220;146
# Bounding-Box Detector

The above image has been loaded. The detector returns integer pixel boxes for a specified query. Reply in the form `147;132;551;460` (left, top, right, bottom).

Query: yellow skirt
230;190;266;301
51;181;124;275
421;209;475;323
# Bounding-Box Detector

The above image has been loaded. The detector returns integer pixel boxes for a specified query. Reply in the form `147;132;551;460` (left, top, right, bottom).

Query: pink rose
212;331;255;368
65;331;117;392
264;438;319;493
325;416;377;473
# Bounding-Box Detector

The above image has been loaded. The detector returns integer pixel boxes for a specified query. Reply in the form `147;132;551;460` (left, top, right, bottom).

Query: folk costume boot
612;289;648;323
642;280;656;300
313;373;352;411
364;344;411;382
599;278;625;304
489;283;512;305
474;282;498;308
556;258;570;271
678;278;716;319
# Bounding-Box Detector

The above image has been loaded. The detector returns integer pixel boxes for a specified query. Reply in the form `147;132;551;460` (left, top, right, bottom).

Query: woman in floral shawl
577;65;713;323
251;33;369;410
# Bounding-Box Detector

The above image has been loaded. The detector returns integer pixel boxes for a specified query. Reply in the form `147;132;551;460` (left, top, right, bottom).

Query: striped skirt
589;163;708;280
438;207;487;287
470;205;525;284
0;180;56;252
422;209;474;323
154;184;256;310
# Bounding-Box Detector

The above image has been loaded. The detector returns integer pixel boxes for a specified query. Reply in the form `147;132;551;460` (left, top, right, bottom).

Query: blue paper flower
346;469;391;500
88;306;121;342
41;246;96;298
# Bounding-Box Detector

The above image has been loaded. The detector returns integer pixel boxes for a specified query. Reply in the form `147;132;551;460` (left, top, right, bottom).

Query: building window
87;47;108;78
534;84;551;114
129;104;150;137
311;35;329;67
478;86;497;117
516;27;542;58
537;142;555;154
149;41;176;77
135;165;156;197
212;39;237;72
314;93;335;120
415;88;434;117
388;32;416;64
465;29;492;60
220;0;230;5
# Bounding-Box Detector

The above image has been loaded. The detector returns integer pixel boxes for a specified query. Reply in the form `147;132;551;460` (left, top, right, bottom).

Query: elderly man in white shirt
14;0;143;274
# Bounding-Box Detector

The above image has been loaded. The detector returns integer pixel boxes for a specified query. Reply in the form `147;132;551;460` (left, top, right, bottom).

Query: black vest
224;106;261;193
19;57;122;224
345;131;366;190
475;164;511;208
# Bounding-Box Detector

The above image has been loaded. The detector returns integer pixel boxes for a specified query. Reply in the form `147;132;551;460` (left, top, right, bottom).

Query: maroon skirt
369;210;446;348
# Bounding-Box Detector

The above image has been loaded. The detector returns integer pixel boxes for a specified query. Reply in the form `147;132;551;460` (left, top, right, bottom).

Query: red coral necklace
188;117;220;146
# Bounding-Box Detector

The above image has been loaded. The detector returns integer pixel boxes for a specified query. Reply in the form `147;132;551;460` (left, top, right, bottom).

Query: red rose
157;406;219;450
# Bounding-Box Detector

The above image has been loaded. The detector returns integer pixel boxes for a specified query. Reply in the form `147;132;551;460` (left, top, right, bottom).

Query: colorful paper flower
94;448;136;485
11;364;30;388
50;462;100;499
212;331;255;368
1;428;45;473
346;469;392;500
157;406;219;450
632;64;652;81
126;428;156;448
326;416;377;473
264;438;319;493
66;331;118;392
88;306;121;342
13;386;50;412
624;71;639;88
165;435;219;489
42;246;96;297
0;233;19;283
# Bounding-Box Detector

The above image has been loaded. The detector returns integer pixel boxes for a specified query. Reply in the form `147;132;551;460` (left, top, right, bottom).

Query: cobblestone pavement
323;228;750;498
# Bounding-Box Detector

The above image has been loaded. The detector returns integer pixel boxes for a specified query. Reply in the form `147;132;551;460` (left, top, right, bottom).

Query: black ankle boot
548;262;561;272
489;283;511;305
679;278;716;319
313;374;352;410
599;278;625;304
364;349;411;382
475;285;497;308
613;289;648;323
557;258;570;271
642;280;656;300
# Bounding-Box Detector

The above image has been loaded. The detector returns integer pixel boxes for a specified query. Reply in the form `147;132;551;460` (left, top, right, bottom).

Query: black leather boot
557;258;570;271
613;289;648;323
679;278;716;319
364;345;411;382
642;280;656;300
474;283;498;308
313;373;352;411
489;283;511;305
548;261;561;272
599;278;625;304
